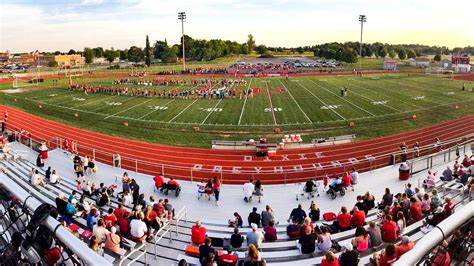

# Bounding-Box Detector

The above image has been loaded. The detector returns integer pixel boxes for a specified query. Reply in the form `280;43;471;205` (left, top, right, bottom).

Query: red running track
2;105;473;184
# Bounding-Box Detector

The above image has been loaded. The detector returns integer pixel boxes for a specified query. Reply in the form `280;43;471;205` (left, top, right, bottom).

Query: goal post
425;67;454;80
12;75;41;88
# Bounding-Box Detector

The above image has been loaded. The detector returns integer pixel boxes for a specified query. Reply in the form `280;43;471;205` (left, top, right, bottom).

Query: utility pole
358;15;366;72
178;12;186;71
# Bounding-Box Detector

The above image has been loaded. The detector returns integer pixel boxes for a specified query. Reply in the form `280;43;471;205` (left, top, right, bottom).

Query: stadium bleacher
0;137;472;265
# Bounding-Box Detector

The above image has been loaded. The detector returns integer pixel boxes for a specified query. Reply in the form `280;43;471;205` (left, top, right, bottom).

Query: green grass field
1;73;473;147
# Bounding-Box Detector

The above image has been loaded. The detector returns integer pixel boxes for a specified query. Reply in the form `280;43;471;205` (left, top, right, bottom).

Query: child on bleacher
197;179;206;199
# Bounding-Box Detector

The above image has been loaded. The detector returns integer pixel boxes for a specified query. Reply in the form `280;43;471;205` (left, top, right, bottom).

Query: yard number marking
413;96;425;100
443;92;454;95
264;107;282;112
72;97;85;101
147;106;169;111
372;101;388;105
105;101;122;106
199;108;223;112
321;105;341;110
49;94;57;97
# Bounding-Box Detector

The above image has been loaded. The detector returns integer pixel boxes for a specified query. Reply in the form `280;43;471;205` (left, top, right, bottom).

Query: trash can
39;142;48;159
399;162;410;180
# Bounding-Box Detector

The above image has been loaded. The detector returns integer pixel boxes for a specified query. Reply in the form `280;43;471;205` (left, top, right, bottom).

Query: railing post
161;165;164;176
92;148;95;159
190;169;193;183
284;173;287;185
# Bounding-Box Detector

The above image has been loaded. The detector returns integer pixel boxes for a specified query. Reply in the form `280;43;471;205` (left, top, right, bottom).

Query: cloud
80;0;105;5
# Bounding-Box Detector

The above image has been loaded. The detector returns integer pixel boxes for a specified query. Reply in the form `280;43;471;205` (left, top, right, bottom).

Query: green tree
154;39;168;59
341;48;358;63
119;49;128;60
296;47;304;54
378;47;388;58
365;47;373;57
247;34;255;53
93;47;104;58
388;49;397;59
433;54;441;61
83;47;94;64
240;43;249;54
256;44;267;55
145;35;151;67
67;49;76;55
407;49;417;59
104;48;118;63
127;46;144;63
161;45;178;63
398;49;407;60
54;51;61;55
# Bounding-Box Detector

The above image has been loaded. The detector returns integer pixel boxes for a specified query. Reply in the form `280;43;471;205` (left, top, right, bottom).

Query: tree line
46;35;473;66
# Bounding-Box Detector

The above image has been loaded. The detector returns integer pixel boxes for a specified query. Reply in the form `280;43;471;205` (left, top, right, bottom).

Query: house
383;60;397;70
410;57;430;68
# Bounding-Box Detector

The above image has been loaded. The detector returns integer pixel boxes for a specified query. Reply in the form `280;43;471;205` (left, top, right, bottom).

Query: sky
1;0;473;53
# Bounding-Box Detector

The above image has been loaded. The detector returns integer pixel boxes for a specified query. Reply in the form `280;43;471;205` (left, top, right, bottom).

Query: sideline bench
211;140;256;150
312;134;356;146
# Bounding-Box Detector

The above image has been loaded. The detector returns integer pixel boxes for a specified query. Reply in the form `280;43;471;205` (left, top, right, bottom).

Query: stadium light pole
178;12;186;71
358;15;366;72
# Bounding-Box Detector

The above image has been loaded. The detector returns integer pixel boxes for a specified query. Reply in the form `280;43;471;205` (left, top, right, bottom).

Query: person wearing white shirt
243;179;255;203
49;170;60;184
122;191;133;207
130;212;148;242
93;219;109;243
350;168;359;185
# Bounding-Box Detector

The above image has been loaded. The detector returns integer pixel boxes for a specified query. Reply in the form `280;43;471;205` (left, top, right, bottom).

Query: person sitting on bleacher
261;205;275;227
199;238;217;265
363;192;376;210
380;214;397;243
191;221;207;245
461;154;471;168
65;198;78;224
395;236;414;258
244;244;265;266
104;226;121;255
121;191;133;207
378;188;393;209
372;244;397;266
404;183;415;198
230;227;244;248
333;206;351;232
49;170;61;184
219;248;238;266
144;205;161;231
424;206;446;227
248;207;261;227
341;172;352;190
247;223;264;249
329;175;342;190
103;208;117;230
263;220;277;242
350;168;359;185
300;217;315;236
367;221;382;248
118;212;131;236
440;166;453;181
409;197;422;222
286;218;301;239
339;241;359;266
414;187;425;201
55;192;68;216
317;226;332;252
423;170;437;188
113;203;127;221
458;168;470;184
130;211;148;242
228;212;243;228
308;201;320;222
352;226;369;253
31;169;47;187
421;193;431;213
321;251;339;266
288;203;307;224
354;195;368;215
351;206;366;227
97;188;110;207
86;208;98;230
299;226;316;254
93;219;109;243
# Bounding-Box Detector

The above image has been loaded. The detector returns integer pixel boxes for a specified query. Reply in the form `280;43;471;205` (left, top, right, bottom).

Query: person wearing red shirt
351;206;366;227
153;175;164;190
378;244;398;266
191;221;207;245
334;207;351;231
103;208;117;230
409;198;422;222
114;204;127;221
264;220;278;242
153;200;166;218
381;215;397;242
341;172;352;189
321;251;339;266
444;196;455;217
118;212;131;236
219;249;238;265
396;236;414;258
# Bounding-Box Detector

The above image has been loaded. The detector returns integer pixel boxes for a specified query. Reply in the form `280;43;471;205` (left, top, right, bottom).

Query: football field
1;73;474;147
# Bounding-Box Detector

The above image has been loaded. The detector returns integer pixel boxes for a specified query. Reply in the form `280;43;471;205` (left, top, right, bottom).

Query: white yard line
90;96;135;112
238;79;252;125
137;99;176;120
167;99;199;123
309;79;376;117
264;81;277;125
74;95;119;108
278;79;312;123
296;82;346;121
201;99;223;125
104;97;155;119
